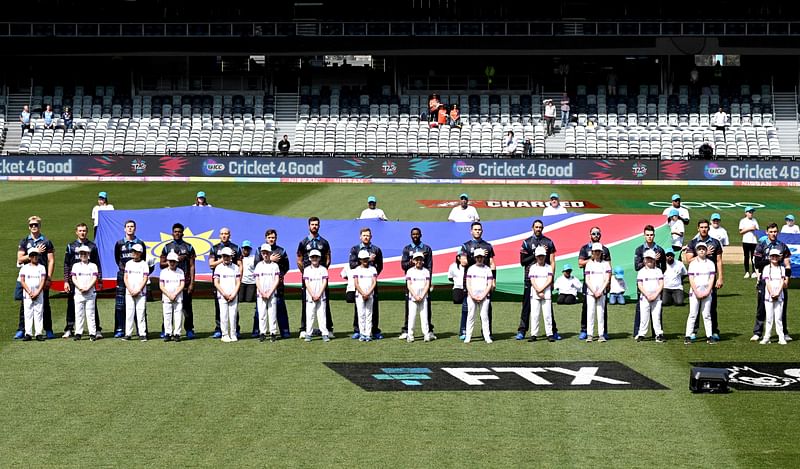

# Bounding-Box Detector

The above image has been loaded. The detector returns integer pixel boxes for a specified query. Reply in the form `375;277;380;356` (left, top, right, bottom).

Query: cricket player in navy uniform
457;222;495;339
296;217;334;338
399;227;435;340
63;223;103;339
160;223;197;339
349;227;384;339
750;223;792;342
684;219;724;340
113;220;146;338
516;219;558;340
253;229;291;338
576;227;612;340
15;216;56;339
209;227;242;339
632;225;666;337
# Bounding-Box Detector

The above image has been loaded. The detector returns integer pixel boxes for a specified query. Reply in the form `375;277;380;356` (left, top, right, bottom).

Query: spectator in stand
502;131;517;155
712;107;728;134
560;97;570;129
278;135;290;155
20;104;32;135
428;93;441;122
43;105;55;129
739;207;760;279
436;104;448;128
523;138;532;156
781;214;800;234
543;99;556;137
448;193;480;223
448;104;461;128
61;106;74;134
359;196;388;221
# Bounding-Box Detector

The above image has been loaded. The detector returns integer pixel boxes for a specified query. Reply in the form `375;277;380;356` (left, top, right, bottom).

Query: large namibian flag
97;207;670;296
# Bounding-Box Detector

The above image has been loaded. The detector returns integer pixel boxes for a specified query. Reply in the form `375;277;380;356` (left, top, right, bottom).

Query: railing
2;21;800;38
405;75;534;92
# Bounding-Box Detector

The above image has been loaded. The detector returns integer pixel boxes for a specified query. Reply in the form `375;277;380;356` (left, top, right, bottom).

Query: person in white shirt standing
543;99;556;136
781;214;800;234
527;246;554;342
668;209;685;256
214;247;241;343
662;194;690;224
708;213;730;246
738;206;760;278
448;193;480;222
584;243;611;343
448;253;468;305
159;251;185;342
359;196;388;220
502;131;517;155
554;264;581;305
303;250;330;342
254;244;280;342
464;249;494;344
90;191;115;238
760;249;789;345
352;250;377;342
71;246;99;341
542;193;568;216
635;250;665;343
712;107;728;134
123;244;149;341
661;251;687;307
685;243;717;345
18;248;47;341
405;252;431;342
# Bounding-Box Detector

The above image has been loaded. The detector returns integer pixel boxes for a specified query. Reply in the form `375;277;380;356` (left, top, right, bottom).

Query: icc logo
703;163;727;179
203;159;225;176
381;160;398;176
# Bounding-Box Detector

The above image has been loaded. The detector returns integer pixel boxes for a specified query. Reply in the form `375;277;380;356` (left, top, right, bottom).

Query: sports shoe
602;333;609;341
424;334;431;342
328;332;335;339
89;336;96;342
429;333;437;340
36;335;46;342
299;331;307;339
62;330;72;338
751;272;760;279
655;335;665;343
760;338;770;345
322;335;330;342
140;336;148;342
251;331;260;338
779;339;788;345
160;332;166;339
635;336;644;342
73;334;82;341
785;335;793;342
464;337;471;343
174;335;181;342
586;336;593;343
350;332;360;340
528;336;537;342
374;332;384;340
312;328;322;337
14;331;24;340
358;336;366;342
363;336;372;342
236;332;241;339
598;336;607;343
221;336;232;343
750;334;760;342
270;334;277;343
684;337;691;345
95;332;103;339
578;331;588;340
515;331;525;340
186;330;195;340
706;337;718;345
459;334;466;341
712;333;721;341
407;336;414;343
281;330;291;339
259;334;267;342
114;330;124;338
399;332;408;340
547;335;555;342
121;336;131;341
485;337;493;344
230;335;238;342
690;333;697;341
553;333;562;341
46;330;55;339
744;272;751;279
22;334;32;341
304;336;312;342
164;335;172;342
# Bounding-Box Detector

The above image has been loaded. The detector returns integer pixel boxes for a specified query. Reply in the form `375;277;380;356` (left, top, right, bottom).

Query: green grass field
2;181;800;467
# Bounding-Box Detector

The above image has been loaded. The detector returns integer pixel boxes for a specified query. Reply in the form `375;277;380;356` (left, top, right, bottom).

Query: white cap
166;251;179;261
260;243;272;252
412;251;425;259
591;242;604;251
309;249;322;258
358;250;370;259
77;245;92;253
27;247;40;255
695;242;707;250
220;247;234;256
131;244;143;252
768;248;782;257
643;249;656;259
534;245;547;257
473;248;486;257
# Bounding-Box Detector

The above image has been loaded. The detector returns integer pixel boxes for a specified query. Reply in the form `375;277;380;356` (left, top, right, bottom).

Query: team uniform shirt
18;264;46;299
124;259;150;295
609;276;626;294
543;204;568;216
578;242;611;267
636;266;664;296
253;262;280;296
584;260;611;293
241;253;256;285
669;218;685;248
554;275;581;296
405;267;430;298
448;262;465;290
754;239;791;273
159;267;185;301
708;225;730;246
297;235;331;268
161;239;196;282
662;205;690;222
781;224;800;235
663;261;687;290
686;236;723;265
302;265;329;301
633;243;667;272
91;204;115;228
352;265;379;295
687;258;716;297
448;205;480;222
738;217;760;244
401;242;433;273
528;264;553;297
461;238;495;289
213;263;240;300
761;265;787;303
19;234;55;272
254;243;290;293
115;237;146;271
520;234;557;286
466;264;493;297
209;241;241;266
359;208;387;220
348;243;384;274
64;239;102;283
70;262;98;298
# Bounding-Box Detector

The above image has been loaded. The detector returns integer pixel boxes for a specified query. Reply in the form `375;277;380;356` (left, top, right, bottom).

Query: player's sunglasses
590;231;600;235
29;223;39;227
